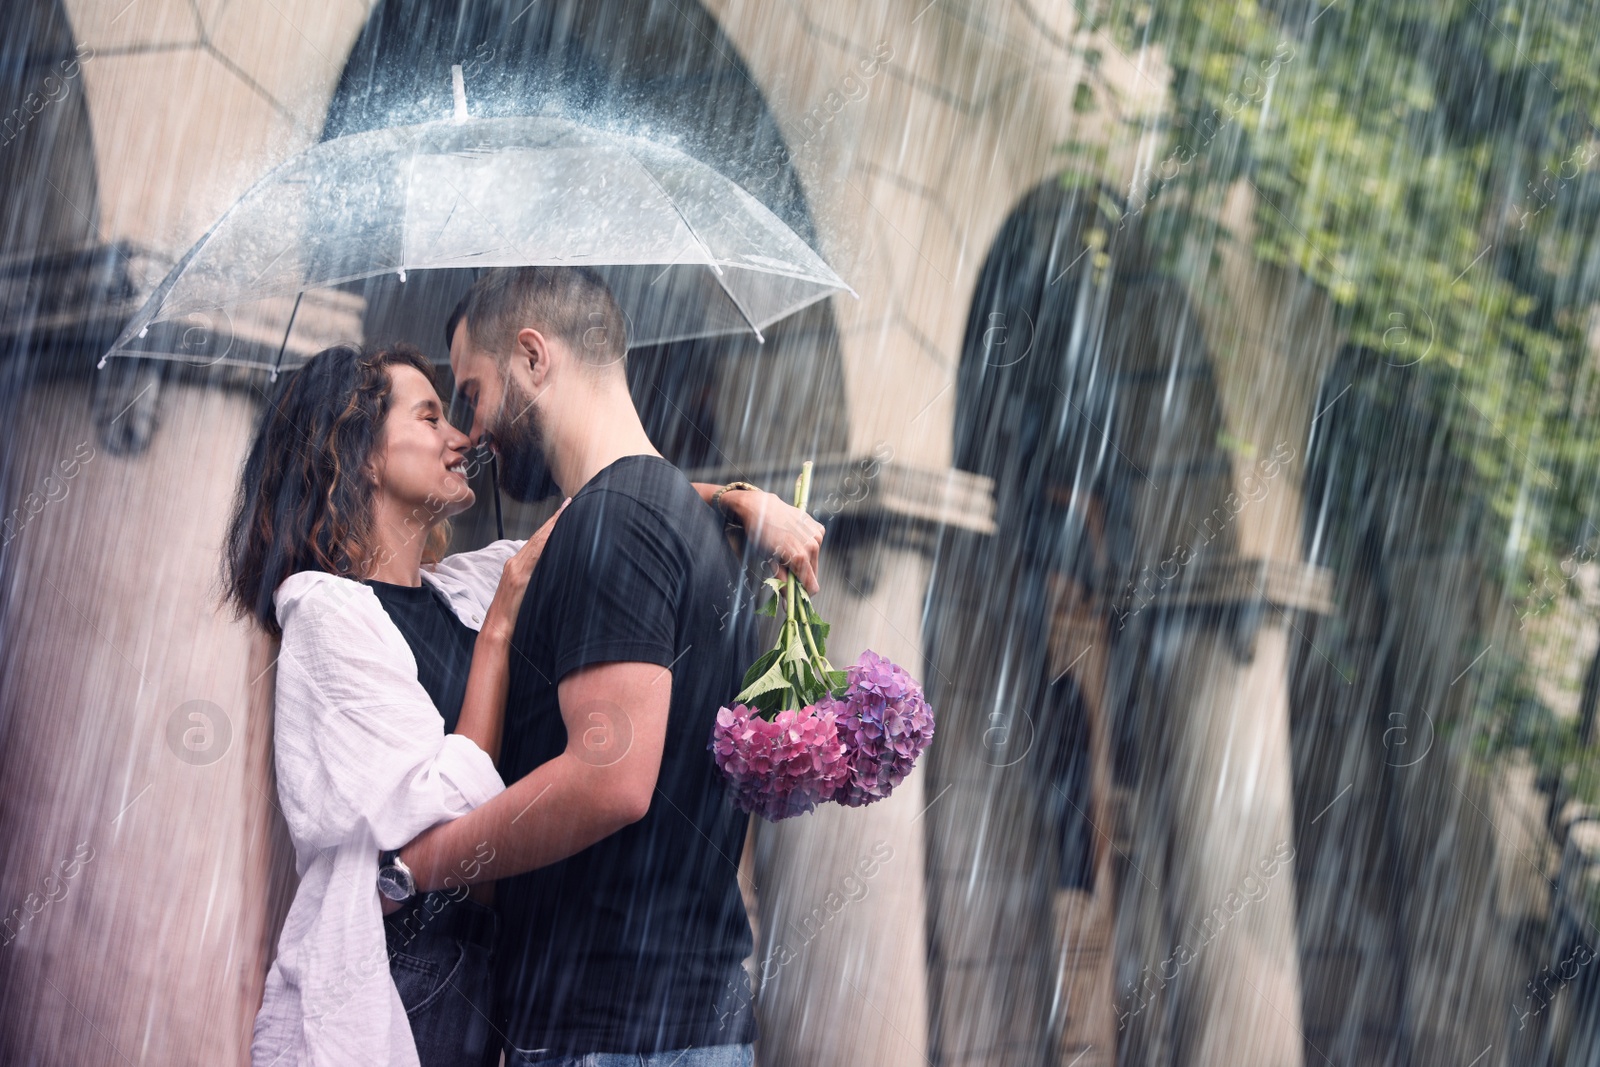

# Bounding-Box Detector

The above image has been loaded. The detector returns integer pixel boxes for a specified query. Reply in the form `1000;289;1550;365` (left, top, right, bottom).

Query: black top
494;455;761;1054
364;578;478;733
366;577;482;933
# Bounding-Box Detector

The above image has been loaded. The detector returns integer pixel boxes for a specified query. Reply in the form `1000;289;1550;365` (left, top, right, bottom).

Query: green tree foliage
1071;1;1600;803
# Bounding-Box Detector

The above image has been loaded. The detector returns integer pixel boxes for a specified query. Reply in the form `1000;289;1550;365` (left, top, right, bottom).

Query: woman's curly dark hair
222;343;450;637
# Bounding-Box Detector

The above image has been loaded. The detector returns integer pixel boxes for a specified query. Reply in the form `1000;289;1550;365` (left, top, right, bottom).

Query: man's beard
490;373;559;503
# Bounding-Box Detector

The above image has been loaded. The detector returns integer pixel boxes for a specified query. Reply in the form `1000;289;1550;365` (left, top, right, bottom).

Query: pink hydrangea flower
829;650;936;807
710;703;850;821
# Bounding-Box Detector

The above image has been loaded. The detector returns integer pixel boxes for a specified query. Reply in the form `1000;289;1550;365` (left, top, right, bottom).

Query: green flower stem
734;460;840;713
799;592;832;680
788;462;834;688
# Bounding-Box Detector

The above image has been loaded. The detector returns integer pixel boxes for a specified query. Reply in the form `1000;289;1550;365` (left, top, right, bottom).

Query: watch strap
711;481;762;511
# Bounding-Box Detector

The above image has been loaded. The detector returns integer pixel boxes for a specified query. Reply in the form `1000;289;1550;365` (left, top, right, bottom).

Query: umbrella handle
270;292;303;383
490;453;504;541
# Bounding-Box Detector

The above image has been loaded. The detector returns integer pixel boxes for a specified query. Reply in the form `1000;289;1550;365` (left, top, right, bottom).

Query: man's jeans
505;1044;755;1067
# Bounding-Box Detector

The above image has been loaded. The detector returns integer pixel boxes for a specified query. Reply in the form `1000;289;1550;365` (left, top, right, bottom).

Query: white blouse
252;539;526;1067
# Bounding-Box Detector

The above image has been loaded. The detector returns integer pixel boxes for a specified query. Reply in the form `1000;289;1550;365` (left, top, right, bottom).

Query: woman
223;343;823;1067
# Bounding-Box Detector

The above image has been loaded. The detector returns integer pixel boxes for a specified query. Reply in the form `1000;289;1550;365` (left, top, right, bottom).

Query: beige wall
0;379;269;1064
65;0;370;255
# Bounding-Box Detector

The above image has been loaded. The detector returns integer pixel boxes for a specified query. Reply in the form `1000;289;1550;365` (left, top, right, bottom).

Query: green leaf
736;653;795;705
781;631;809;664
746;689;786;716
803;601;831;641
740;648;780;690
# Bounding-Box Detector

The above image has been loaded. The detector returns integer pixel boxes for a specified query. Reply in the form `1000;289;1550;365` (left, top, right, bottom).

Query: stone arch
316;0;849;546
0;0;99;267
0;0;115;395
926;173;1243;1066
1290;345;1513;1066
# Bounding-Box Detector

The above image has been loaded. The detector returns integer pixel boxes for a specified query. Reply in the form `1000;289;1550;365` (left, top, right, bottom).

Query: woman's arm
450;631;512;763
693;481;826;594
271;577;505;854
450;501;565;761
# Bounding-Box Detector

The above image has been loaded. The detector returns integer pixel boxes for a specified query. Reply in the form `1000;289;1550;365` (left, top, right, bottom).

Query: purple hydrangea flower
710;703;850;821
828;650;936;807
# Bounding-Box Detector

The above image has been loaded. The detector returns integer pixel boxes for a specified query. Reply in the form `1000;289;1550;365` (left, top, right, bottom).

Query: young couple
228;266;824;1067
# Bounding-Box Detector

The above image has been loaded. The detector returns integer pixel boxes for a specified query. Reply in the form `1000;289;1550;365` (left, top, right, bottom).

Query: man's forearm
399;751;642;890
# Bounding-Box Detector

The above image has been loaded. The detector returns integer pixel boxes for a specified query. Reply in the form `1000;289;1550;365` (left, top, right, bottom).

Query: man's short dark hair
452;266;627;371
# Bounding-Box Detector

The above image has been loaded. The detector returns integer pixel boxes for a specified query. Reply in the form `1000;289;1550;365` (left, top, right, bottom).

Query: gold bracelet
711;480;762;510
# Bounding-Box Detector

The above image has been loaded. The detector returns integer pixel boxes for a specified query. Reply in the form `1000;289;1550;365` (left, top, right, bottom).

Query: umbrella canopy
99;114;853;373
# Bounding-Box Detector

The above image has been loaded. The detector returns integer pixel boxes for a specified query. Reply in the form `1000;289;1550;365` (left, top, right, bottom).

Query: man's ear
517;327;554;388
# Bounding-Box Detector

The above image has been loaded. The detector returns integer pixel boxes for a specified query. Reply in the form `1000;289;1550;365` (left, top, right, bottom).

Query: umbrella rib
628;158;769;343
710;273;765;344
632;160;723;277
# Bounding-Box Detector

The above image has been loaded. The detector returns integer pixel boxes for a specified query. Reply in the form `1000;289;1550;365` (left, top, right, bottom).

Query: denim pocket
389;936;464;1016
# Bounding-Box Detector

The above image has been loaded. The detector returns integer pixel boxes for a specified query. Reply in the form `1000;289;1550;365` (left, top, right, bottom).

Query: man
395;267;817;1067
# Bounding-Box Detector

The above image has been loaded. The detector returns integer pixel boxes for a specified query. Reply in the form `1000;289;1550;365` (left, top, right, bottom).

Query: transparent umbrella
98;106;854;375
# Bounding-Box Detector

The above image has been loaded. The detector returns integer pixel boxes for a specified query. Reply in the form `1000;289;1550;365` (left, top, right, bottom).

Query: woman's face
366;363;475;522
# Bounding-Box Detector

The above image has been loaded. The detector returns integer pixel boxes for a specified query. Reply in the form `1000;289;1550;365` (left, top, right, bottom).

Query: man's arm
691;481;824;594
398;660;671;890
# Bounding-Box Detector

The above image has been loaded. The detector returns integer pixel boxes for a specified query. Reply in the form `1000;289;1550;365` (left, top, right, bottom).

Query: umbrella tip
451;65;468;124
95;355;107;370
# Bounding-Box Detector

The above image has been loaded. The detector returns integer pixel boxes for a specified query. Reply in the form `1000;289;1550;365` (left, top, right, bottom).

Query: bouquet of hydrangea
711;462;935;821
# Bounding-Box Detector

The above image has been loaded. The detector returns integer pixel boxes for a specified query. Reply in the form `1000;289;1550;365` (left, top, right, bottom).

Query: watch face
378;865;415;902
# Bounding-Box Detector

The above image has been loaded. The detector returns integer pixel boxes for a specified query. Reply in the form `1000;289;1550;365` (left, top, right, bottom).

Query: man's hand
721;489;825;595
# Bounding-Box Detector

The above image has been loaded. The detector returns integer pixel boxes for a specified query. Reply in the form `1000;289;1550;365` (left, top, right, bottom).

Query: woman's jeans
505;1045;755;1067
385;893;501;1067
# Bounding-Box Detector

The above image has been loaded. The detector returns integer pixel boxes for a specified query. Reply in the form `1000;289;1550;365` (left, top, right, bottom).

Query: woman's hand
720;489;825;595
481;499;568;643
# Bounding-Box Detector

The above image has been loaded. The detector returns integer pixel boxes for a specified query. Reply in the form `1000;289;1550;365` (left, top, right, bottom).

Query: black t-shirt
364;579;478;733
494;455;761;1054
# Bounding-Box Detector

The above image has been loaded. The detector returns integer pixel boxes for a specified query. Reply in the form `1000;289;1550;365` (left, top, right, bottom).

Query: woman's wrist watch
377;849;417;902
711;481;762;512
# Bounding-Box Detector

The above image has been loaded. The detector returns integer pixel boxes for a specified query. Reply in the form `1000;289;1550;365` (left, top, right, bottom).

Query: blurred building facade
0;1;1574;1066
